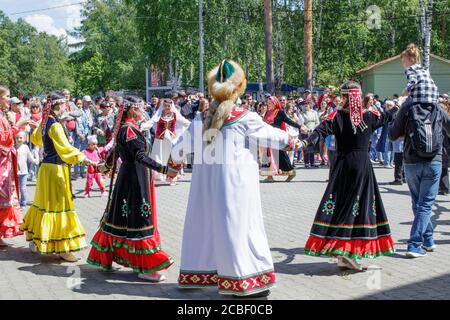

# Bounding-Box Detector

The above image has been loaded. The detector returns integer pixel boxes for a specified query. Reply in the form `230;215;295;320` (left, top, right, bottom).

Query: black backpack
406;103;443;159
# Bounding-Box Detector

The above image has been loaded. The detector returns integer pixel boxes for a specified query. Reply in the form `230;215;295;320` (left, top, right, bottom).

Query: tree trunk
264;0;274;94
388;1;396;55
304;0;313;92
420;0;427;48
274;18;284;91
198;0;204;93
423;0;434;70
389;16;396;54
254;52;264;101
312;0;322;87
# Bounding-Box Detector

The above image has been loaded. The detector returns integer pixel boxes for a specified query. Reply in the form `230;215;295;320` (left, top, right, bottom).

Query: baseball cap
82;96;92;102
10;97;21;104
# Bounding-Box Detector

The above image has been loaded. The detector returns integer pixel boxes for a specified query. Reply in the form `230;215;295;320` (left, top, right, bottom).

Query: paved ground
1;164;450;300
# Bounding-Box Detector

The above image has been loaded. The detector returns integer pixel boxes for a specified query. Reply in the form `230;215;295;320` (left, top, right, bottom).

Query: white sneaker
29;242;38;253
422;245;436;252
406;251;427;258
138;272;166;282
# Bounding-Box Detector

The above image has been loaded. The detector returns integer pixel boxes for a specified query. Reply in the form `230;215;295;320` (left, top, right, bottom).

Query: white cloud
61;0;81;30
25;14;66;37
25;14;78;45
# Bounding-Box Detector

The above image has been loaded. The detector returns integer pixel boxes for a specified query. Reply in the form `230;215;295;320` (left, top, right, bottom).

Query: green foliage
3;0;450;95
70;0;147;96
0;12;73;95
128;0;450;89
74;51;105;96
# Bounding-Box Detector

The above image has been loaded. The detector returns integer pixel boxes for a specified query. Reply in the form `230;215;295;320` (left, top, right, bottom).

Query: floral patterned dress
0;115;23;239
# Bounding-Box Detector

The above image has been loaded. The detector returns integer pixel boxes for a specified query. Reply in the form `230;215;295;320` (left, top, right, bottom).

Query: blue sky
0;0;84;43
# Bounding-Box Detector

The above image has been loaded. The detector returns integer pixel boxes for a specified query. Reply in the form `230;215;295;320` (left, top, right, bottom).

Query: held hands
292;138;308;152
16;119;30;128
166;159;183;179
283;137;303;152
96;161;107;174
166;166;179;179
82;159;107;174
28;120;39;129
294;139;303;151
82;158;96;167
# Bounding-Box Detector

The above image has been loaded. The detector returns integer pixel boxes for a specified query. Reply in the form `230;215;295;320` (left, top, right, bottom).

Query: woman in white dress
145;99;189;185
171;60;299;298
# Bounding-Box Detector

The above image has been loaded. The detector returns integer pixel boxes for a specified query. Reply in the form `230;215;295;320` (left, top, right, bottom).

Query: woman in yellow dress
21;93;96;262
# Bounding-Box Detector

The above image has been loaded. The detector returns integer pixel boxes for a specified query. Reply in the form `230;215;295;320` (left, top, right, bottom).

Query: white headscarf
140;100;190;136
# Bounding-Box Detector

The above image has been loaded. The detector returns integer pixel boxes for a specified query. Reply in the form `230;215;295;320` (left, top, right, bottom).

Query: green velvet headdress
216;60;235;83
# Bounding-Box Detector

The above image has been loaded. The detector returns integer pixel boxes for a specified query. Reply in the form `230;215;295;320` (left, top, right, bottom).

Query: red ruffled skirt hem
0;207;23;238
304;235;395;260
87;229;173;274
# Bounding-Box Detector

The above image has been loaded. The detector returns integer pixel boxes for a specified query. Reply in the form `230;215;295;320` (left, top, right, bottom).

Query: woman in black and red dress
87;96;177;282
301;81;396;270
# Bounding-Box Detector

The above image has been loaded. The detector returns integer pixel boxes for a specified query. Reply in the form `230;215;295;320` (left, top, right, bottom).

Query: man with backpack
389;44;450;258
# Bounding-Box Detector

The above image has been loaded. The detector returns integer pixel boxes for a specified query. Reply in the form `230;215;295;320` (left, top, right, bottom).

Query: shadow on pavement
360;272;450;299
378;186;412;197
0;246;62;265
271;180;327;184
17;263;227;300
385;252;410;260
271;247;365;277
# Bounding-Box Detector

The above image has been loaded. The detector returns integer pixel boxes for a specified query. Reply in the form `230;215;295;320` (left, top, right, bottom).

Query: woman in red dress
0;85;29;246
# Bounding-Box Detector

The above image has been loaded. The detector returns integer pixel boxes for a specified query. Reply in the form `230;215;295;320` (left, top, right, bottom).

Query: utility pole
199;0;205;93
304;0;313;92
264;0;274;94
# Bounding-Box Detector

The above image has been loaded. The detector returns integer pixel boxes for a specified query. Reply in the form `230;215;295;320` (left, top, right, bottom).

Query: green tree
74;51;105;96
0;11;73;95
70;0;147;96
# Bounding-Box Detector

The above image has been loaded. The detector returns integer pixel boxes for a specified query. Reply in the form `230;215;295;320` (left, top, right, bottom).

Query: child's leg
94;173;105;192
19;174;28;207
85;173;94;194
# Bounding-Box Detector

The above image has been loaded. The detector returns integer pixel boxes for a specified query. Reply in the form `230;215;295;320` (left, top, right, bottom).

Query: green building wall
359;56;450;100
